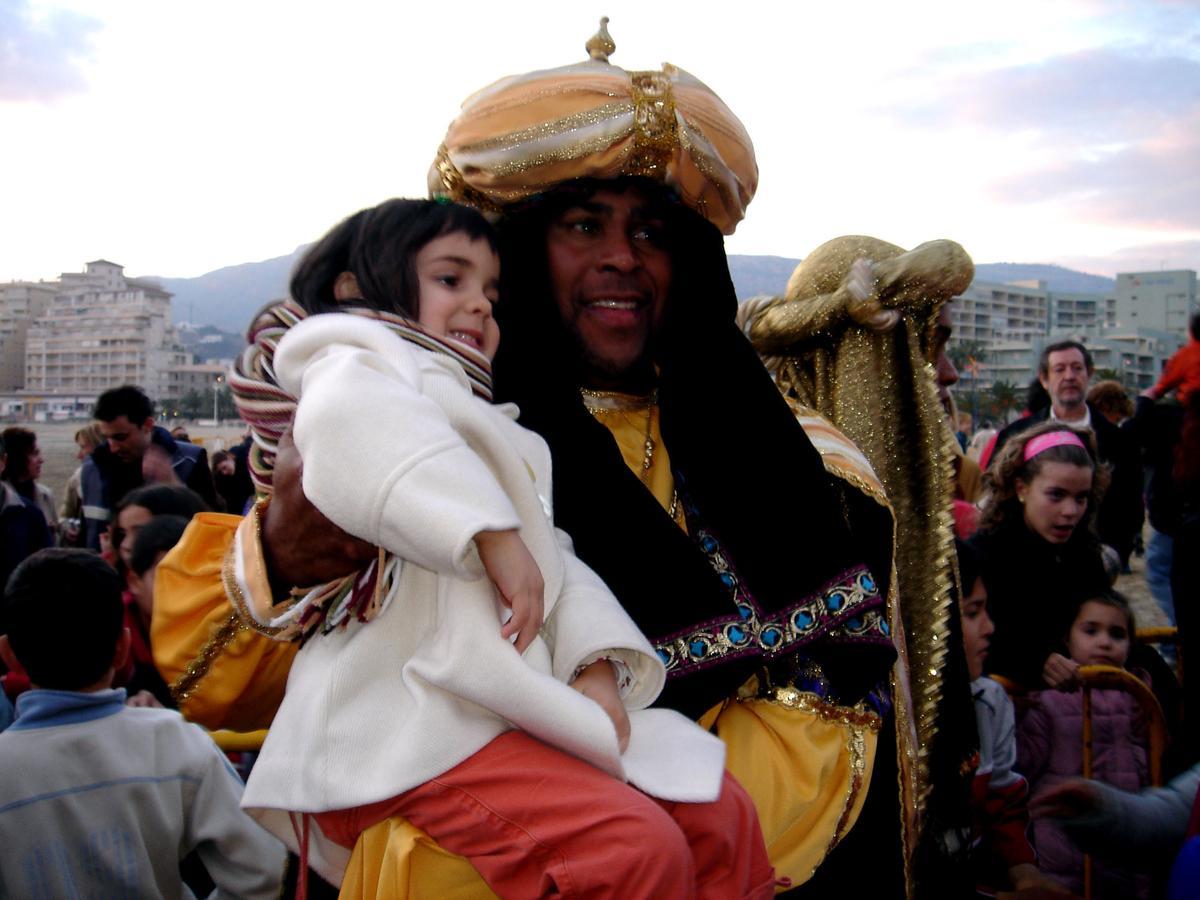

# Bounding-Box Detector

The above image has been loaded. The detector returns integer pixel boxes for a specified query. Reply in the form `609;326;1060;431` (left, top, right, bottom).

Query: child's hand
1007;862;1070;894
475;529;544;654
570;660;631;753
1042;653;1079;690
1029;779;1102;820
126;690;163;709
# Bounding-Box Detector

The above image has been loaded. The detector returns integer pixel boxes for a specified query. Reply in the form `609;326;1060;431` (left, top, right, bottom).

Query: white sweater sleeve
542;527;665;710
273;315;521;576
182;730;287;900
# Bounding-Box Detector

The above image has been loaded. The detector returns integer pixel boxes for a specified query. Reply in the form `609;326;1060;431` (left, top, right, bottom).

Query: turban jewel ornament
428;18;758;235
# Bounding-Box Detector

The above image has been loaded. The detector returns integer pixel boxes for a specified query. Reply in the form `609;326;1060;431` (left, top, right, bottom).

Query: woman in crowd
0;427;57;541
59;423;104;545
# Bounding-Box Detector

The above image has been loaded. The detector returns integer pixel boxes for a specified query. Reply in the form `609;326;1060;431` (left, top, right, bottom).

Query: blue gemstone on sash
689;638;709;658
738;604;753;620
727;625;747;644
700;535;717;553
828;591;845;612
793;610;814;630
760;627;782;647
657;648;672;665
859;573;876;593
719;572;736;588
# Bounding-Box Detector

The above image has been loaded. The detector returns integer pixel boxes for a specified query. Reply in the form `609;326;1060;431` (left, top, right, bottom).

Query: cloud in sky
880;45;1200;234
1057;239;1200;278
0;0;101;103
896;47;1199;136
991;108;1200;231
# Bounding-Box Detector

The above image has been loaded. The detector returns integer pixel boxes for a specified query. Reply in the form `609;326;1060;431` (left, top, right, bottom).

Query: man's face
1040;348;1090;415
545;185;673;388
931;305;958;415
100;415;153;463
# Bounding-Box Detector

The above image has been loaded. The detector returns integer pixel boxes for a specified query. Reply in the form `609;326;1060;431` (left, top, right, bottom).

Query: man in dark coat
81;385;216;549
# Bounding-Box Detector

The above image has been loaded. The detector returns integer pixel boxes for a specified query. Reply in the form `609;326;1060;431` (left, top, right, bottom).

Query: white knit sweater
240;315;726;881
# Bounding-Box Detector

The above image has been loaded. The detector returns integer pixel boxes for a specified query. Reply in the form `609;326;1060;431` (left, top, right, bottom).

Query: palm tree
987;380;1021;423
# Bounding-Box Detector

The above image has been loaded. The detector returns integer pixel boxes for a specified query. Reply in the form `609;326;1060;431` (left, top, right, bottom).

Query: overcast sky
2;0;1197;282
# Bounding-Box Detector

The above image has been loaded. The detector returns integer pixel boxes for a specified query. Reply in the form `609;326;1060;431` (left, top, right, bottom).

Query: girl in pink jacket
1017;591;1150;898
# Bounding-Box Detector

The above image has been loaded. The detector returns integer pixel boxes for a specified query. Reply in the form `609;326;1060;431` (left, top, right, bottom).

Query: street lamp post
212;375;223;424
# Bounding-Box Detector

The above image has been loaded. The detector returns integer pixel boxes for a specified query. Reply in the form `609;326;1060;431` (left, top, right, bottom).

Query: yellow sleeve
152;512;297;731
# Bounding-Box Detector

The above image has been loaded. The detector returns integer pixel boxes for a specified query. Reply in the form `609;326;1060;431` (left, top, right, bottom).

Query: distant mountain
158;252;1115;332
972;263;1115;294
727;255;802;299
155;249;306;333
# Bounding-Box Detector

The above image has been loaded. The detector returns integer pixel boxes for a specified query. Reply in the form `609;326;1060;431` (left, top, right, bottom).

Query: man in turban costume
739;238;984;890
154;22;920;897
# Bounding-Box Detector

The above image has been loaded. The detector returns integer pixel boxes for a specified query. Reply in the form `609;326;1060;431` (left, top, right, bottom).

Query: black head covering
493;179;895;716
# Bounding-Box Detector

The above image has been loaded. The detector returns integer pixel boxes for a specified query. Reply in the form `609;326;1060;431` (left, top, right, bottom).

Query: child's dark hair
955;538;981;601
1069;589;1136;640
130;515;190;577
116;484;210;520
289;199;498;318
981;422;1109;532
3;549;124;690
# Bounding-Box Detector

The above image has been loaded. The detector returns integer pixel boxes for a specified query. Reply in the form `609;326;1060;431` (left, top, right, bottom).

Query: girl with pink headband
967;422;1111;690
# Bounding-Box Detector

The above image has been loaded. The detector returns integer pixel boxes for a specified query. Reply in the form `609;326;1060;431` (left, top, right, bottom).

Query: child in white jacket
229;199;773;898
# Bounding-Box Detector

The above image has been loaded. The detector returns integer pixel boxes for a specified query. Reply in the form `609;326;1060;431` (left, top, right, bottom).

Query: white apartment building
24;260;190;401
947;279;1052;346
1114;270;1197;336
0;282;56;391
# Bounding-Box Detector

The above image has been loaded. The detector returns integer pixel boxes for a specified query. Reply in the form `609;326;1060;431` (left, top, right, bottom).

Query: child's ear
1015;478;1029;504
333;272;362;302
113;628;132;672
0;636;25;677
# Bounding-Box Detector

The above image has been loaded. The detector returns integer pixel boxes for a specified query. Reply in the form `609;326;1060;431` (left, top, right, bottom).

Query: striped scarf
228;300;494;640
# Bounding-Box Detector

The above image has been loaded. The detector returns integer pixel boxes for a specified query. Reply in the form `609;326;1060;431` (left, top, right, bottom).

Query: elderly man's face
1040;347;1091;416
545;185;673;388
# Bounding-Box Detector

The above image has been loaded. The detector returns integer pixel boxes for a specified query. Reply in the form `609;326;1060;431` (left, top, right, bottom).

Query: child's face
415;232;501;360
1067;600;1130;667
1016;461;1093;544
128;551;167;625
960;576;994;681
115;504;153;571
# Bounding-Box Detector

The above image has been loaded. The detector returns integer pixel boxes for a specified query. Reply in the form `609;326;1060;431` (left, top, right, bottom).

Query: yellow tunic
153;400;881;895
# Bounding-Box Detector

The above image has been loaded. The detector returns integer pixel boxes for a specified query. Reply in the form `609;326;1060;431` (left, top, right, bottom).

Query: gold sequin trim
455;101;632;155
432;145;505;215
758;685;882;732
824;722;870;862
222;537;288;639
169;611;246;706
628;70;677;178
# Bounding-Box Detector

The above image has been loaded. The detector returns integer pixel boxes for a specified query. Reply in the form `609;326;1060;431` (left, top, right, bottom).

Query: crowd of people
2;23;1198;900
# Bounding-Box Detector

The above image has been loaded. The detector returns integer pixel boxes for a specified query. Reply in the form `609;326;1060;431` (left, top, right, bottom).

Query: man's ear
333;272;362;302
113;627;132;672
0;635;25;676
141;416;156;433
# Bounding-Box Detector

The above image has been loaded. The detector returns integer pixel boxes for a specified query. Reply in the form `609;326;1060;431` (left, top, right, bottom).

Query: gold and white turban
428;19;758;235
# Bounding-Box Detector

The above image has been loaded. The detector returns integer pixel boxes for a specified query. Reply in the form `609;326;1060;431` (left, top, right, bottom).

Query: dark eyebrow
561;199;665;220
426;255;474;267
562;200;612;217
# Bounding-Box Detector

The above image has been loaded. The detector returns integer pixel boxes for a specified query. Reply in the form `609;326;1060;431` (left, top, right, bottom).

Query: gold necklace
581;388;680;523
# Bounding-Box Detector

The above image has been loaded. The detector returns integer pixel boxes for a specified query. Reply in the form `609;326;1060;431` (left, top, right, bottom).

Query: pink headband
1023;430;1087;462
